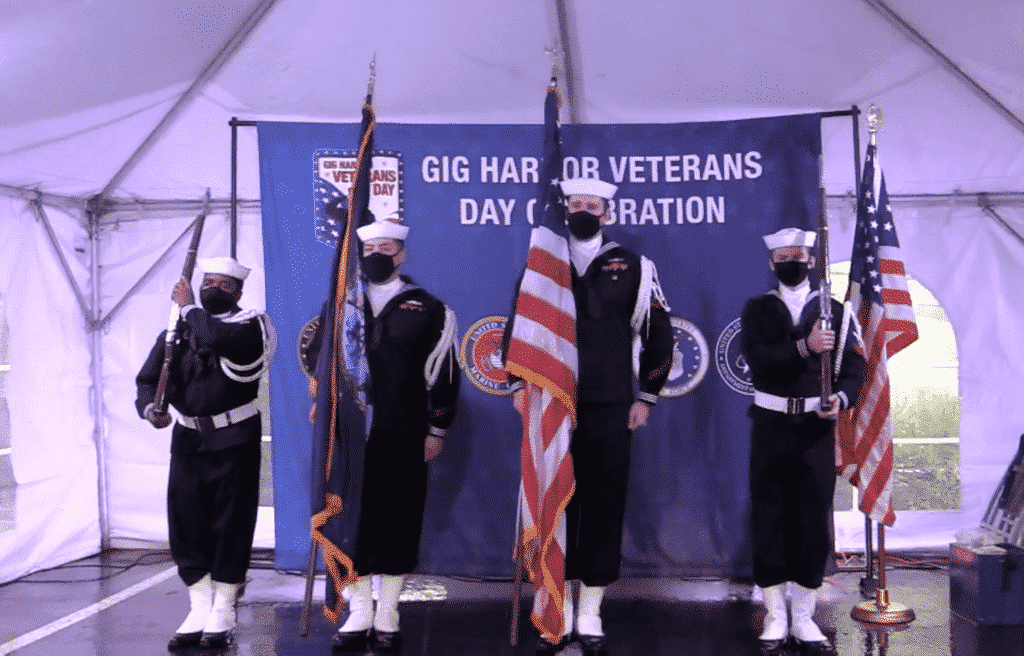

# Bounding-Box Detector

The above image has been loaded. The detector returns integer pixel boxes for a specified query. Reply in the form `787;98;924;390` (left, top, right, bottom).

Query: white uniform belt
177;399;259;431
753;390;821;415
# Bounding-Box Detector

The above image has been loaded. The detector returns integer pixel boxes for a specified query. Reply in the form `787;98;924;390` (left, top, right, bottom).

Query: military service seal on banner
633;315;710;397
715;317;754;395
459;315;512;396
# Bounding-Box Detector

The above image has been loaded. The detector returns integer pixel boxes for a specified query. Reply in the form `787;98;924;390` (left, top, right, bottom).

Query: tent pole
87;202;112;551
863;0;1024;136
31;194;112;549
99;216;203;329
552;0;582;124
28;199;93;325
98;0;281;199
979;196;1024;248
231;117;239;259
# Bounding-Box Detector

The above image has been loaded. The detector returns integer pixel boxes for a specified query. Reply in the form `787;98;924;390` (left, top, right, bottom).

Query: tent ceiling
0;0;1021;198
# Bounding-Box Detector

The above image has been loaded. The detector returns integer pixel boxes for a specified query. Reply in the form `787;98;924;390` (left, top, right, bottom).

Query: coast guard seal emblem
632;315;709;397
459;316;512;396
715;318;754;395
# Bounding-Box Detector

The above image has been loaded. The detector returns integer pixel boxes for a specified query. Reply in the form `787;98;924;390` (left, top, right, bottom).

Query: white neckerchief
569;232;603;274
366;276;405;317
778;278;812;325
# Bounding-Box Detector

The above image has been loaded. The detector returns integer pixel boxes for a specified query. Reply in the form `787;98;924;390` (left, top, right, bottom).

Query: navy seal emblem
632;315;709;397
459;316;512;396
715;318;753;395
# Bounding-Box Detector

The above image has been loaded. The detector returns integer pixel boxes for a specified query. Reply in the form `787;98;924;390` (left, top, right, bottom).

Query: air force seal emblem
715;318;754;395
459;316;512;396
632;315;709;397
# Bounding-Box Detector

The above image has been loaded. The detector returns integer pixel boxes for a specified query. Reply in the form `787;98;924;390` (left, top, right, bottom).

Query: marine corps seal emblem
459;316;512;396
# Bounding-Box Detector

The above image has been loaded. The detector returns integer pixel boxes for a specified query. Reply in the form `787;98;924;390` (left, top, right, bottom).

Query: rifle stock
152;191;212;417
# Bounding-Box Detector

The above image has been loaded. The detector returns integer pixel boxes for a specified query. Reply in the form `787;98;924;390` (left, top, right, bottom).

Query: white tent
1;0;1021;583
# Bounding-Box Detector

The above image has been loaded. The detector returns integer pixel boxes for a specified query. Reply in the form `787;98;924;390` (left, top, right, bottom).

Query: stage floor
1;550;1022;655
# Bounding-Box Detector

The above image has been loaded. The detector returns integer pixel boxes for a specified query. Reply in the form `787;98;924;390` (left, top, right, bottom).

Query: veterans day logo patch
314;149;404;247
715;318;753;395
633;315;709;397
459;316;512;396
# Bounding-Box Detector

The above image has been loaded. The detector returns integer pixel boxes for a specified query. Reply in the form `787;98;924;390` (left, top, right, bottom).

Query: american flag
504;82;577;644
837;142;918;527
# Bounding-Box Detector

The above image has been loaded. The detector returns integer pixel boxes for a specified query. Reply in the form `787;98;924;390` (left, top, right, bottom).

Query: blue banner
258;113;822;577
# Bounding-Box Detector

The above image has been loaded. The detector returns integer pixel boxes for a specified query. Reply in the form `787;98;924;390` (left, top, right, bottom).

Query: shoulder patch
399;299;425;312
602;257;629;272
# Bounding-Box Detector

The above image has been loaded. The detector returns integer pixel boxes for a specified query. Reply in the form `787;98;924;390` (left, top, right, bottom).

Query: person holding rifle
740;227;865;654
135;256;275;650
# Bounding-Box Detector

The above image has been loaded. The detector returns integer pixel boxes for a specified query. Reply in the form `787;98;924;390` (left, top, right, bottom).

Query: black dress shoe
370;630;402;653
794;638;836;655
535;635;566;655
578;633;608;656
759;637;788;655
199;630;231;648
332;629;370;652
167;631;202;650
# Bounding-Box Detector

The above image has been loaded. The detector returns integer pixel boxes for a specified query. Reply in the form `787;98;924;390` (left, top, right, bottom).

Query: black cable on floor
0;549;174;587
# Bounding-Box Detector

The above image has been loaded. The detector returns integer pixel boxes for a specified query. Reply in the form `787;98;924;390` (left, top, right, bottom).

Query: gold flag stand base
851;522;916;625
851;588;916;625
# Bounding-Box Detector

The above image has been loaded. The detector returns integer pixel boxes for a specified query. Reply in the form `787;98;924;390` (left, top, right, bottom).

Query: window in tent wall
829;262;961;514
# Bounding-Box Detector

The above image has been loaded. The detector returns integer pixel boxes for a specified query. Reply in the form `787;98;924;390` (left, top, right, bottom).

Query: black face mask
567;211;602;240
362;252;398;284
200;287;237;314
773;261;810;287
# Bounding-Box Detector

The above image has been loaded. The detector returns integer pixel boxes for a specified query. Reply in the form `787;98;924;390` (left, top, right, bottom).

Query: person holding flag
325;216;460;654
740;227;866;654
305;63;460;654
504;82;673;656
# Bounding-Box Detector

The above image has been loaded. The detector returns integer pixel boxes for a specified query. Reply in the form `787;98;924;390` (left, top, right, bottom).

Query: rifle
816;180;833;412
149;190;212;427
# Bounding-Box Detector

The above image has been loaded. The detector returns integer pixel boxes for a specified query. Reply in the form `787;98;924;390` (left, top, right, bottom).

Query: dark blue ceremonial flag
309;99;375;622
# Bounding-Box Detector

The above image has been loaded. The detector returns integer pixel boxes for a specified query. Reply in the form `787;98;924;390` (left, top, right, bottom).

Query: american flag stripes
837;142;918;527
504;83;577;644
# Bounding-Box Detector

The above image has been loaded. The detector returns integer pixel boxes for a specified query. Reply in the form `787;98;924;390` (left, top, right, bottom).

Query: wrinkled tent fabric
0;0;1022;583
0;198;98;583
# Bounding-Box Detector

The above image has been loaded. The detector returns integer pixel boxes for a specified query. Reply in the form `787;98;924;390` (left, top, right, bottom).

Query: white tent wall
825;198;1024;549
0;198;100;583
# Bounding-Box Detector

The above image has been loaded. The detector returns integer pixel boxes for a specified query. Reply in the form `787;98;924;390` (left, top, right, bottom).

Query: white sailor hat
763;227;817;251
356;216;409;242
560;177;618;200
198;256;251;281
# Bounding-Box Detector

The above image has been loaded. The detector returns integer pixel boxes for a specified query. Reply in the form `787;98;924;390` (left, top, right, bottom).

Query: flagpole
299;55;378;637
510;483;526;646
851;105;915;626
850;104;878;599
